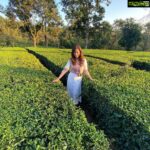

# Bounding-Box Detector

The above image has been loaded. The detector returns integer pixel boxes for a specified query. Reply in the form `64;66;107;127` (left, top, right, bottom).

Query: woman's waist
70;71;82;76
69;71;83;80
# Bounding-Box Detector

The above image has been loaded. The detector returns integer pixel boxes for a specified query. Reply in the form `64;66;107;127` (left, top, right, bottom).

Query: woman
52;44;93;105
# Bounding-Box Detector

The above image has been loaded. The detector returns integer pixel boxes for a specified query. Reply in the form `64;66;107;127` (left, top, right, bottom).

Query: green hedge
131;60;150;71
28;47;150;150
82;58;150;149
0;48;109;149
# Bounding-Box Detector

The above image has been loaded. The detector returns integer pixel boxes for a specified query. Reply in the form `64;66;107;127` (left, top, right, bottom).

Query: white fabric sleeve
64;59;71;70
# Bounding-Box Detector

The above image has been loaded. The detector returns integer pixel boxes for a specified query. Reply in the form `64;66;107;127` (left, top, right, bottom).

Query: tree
140;22;150;51
35;0;62;47
6;0;62;47
0;16;26;46
90;21;112;48
0;4;5;13
61;0;111;48
110;19;125;49
118;18;142;50
59;27;80;48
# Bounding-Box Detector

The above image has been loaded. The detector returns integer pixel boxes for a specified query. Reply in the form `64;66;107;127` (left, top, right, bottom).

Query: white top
64;58;88;76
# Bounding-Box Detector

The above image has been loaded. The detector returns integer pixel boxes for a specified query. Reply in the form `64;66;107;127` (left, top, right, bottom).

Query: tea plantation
27;47;150;150
0;47;109;149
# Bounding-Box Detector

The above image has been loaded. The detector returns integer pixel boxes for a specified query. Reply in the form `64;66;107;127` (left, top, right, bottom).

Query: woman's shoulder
82;58;87;66
83;58;87;62
68;58;72;64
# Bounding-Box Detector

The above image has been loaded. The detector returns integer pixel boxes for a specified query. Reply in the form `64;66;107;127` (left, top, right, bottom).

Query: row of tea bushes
34;47;150;71
0;47;109;149
82;68;150;149
59;48;150;71
84;49;150;63
84;49;150;71
28;47;150;150
82;58;150;149
0;47;45;70
131;60;150;71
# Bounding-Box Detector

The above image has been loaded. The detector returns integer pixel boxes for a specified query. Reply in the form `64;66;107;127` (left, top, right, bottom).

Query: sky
0;0;150;24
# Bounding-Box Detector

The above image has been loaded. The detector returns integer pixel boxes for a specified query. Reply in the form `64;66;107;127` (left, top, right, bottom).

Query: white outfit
64;58;88;105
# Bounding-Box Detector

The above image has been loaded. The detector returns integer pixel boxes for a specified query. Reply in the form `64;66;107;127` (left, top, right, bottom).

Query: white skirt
67;72;82;105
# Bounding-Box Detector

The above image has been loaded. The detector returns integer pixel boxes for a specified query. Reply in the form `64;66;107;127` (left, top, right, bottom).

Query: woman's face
74;49;80;58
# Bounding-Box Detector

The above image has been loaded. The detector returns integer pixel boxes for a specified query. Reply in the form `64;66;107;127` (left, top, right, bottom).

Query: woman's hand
52;68;68;83
90;78;94;81
52;78;60;83
85;70;94;81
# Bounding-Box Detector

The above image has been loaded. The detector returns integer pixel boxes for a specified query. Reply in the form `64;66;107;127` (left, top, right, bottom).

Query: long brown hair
71;44;84;66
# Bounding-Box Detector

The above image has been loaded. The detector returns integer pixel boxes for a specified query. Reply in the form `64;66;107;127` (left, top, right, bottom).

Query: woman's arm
52;68;69;83
84;70;93;80
52;59;71;83
83;58;94;81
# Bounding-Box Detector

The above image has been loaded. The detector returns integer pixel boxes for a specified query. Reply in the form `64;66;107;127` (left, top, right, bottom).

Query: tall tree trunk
45;34;48;47
85;31;89;49
57;41;60;48
33;36;37;47
44;22;48;47
12;41;14;47
85;19;89;49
